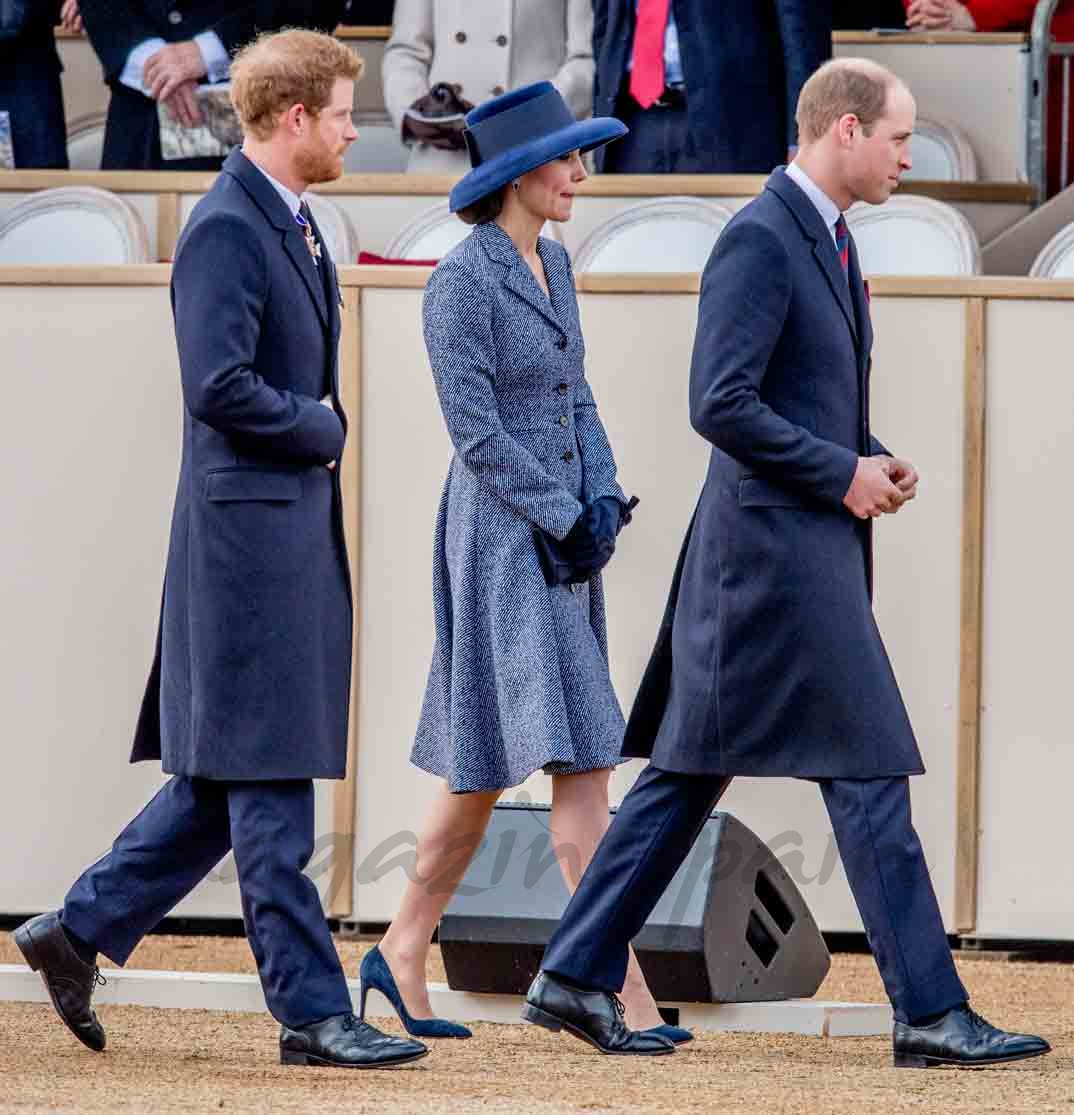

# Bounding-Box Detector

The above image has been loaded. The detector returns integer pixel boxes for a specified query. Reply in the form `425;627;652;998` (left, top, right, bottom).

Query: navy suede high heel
642;1023;694;1045
359;945;472;1039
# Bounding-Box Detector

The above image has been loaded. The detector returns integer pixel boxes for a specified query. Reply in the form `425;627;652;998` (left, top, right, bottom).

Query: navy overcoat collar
222;149;329;331
765;166;857;346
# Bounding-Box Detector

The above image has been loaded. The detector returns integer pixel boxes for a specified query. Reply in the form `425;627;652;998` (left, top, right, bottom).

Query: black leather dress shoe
279;1013;429;1068
13;911;106;1052
523;971;675;1056
894;1005;1051;1068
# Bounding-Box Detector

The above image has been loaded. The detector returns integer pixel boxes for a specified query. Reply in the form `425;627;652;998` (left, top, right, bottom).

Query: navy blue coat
131;149;353;781
622;168;924;780
592;0;831;173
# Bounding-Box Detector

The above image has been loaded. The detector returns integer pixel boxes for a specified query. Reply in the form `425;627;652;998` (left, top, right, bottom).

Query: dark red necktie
835;214;850;277
630;0;672;109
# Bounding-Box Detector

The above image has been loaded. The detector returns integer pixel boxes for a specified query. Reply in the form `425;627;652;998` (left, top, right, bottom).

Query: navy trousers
61;776;353;1028
540;765;969;1025
0;40;68;169
602;98;704;174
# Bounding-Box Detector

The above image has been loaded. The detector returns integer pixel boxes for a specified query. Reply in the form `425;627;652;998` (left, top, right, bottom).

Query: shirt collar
248;158;305;220
785;161;842;243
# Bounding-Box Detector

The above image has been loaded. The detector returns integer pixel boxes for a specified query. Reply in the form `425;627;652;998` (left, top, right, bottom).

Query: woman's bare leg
377;783;500;1019
549;767;665;1031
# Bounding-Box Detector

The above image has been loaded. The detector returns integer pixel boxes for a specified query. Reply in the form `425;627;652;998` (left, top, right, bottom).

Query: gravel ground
0;933;1070;1113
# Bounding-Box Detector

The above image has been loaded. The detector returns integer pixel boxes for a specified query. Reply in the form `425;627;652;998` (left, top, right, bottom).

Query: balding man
524;59;1051;1069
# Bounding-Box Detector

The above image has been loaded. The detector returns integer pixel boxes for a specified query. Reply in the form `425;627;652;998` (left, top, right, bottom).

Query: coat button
496;34;508;46
492;84;505;95
455;30;467;42
167;8;182;22
556;382;568;395
562;450;574;462
556;336;567;350
559;415;569;427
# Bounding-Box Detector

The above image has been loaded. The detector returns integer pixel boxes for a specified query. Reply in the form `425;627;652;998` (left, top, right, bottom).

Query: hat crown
463;82;575;169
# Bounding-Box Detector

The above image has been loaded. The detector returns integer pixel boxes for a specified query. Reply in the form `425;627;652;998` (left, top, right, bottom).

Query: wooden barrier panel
1;268;1072;936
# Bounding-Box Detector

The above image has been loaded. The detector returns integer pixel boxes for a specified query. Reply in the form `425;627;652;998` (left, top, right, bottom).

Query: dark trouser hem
62;775;352;1027
541;764;966;1024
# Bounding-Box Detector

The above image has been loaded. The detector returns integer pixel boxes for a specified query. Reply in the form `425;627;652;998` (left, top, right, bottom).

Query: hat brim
449;117;628;213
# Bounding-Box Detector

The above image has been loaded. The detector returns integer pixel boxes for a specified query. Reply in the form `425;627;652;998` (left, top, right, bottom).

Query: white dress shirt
249;159;306;220
785;161;843;249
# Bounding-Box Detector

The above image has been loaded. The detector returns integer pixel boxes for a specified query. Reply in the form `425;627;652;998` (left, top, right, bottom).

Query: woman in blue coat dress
358;83;680;1052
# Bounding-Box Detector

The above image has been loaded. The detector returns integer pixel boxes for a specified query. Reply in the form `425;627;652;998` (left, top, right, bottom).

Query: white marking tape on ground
0;965;892;1036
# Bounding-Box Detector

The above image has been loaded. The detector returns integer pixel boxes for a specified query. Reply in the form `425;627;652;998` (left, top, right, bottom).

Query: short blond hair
230;29;363;141
795;58;898;144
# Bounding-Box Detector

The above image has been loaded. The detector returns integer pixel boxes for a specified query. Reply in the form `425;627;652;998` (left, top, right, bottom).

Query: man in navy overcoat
14;30;425;1070
525;59;1050;1068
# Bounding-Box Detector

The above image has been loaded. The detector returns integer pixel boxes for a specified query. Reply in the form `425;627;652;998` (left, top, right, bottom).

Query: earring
511;180;520;192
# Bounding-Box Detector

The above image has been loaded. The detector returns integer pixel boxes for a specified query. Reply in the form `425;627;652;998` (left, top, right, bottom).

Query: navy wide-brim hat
448;81;628;214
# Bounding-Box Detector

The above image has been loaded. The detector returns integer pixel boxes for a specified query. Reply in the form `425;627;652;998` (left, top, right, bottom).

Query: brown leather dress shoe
279;1013;429;1068
14;911;106;1052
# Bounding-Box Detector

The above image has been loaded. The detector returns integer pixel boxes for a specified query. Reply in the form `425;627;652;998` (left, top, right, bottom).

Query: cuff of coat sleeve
547;497;585;542
307;403;346;463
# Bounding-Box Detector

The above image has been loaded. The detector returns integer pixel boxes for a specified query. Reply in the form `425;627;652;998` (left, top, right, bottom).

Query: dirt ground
0;933;1070;1113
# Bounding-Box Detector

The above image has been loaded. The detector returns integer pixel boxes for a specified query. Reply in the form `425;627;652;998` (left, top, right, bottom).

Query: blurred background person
340;0;394;24
905;0;1074;194
78;0;348;170
0;0;80;168
382;0;594;174
593;0;831;174
833;0;907;28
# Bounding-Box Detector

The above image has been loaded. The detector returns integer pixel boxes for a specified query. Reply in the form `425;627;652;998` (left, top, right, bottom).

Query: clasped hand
843;455;918;520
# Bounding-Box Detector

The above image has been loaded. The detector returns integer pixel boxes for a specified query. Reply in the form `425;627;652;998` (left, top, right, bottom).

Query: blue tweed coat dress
411;221;628;793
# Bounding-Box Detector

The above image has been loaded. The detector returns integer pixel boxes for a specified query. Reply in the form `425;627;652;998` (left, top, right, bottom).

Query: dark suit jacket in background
131;149;353;780
592;0;831;173
80;0;346;170
339;0;394;24
832;0;906;28
622;168;923;780
0;0;67;167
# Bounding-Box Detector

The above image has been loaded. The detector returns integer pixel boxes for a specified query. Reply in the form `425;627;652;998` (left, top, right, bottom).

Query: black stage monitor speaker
439;802;830;1002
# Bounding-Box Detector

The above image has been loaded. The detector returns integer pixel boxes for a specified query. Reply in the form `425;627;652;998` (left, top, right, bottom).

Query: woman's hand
906;0;976;31
60;0;82;33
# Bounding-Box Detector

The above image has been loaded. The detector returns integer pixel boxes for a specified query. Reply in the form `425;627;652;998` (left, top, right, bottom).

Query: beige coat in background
382;0;595;174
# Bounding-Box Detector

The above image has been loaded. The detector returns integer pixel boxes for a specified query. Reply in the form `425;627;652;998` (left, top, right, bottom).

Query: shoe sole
13;922;105;1054
895;1047;1051;1069
280;1047;430;1068
521;1003;675;1056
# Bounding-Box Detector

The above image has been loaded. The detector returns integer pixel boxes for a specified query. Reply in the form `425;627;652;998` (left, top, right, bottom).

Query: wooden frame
955;298;987;934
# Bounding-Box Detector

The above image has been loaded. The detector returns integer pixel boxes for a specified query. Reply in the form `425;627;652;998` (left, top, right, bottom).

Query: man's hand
886;457;919;503
144;41;207;103
60;0;82;33
320;395;338;469
843;456;907;519
905;0;975;31
162;81;203;128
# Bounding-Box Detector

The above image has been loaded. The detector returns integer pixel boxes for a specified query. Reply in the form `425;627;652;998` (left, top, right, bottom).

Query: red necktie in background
630;0;672;109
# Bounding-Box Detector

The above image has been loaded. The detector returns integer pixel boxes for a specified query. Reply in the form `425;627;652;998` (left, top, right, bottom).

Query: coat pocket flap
205;469;302;503
738;477;817;509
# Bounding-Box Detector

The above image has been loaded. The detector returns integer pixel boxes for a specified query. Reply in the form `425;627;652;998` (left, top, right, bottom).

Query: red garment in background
902;0;1074;192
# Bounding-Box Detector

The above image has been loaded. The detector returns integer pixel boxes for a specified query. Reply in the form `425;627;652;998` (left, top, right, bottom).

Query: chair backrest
845;195;981;276
573;197;735;272
384;202;565;261
904;118;978;182
343;114;410;174
306;194;359;264
1029;222;1074;278
65;113;107;172
0;187;151;264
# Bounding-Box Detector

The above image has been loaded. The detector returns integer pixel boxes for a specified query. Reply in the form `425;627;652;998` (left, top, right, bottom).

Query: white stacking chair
846;195;980;276
343;113;410;174
904;118;978;182
1029;223;1074;277
65;112;108;172
385;202;563;261
573;197;735;272
0;187;151;264
306;194;359;264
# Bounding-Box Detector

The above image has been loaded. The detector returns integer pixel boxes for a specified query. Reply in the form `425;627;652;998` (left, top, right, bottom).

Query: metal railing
1027;0;1074;201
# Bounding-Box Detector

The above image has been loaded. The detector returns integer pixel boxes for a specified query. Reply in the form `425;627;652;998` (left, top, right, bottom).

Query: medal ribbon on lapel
295;202;321;266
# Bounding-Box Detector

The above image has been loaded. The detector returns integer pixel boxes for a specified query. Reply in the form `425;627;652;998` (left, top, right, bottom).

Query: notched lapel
847;237;873;362
811;238;858;346
476;222;564;334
